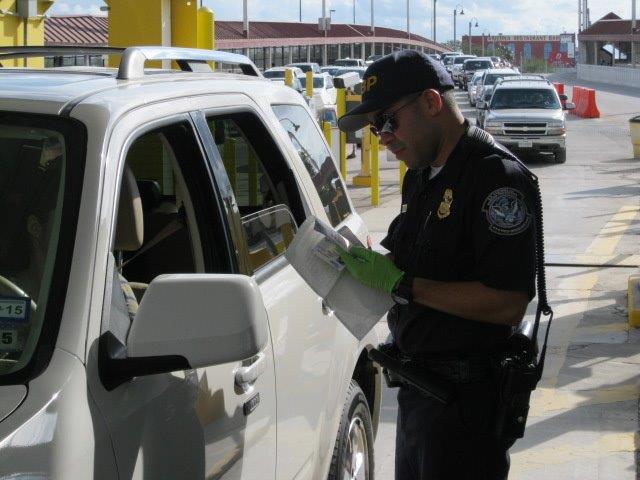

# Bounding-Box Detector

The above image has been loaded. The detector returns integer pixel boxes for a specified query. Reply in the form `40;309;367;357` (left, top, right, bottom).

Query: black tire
328;380;375;480
555;148;566;163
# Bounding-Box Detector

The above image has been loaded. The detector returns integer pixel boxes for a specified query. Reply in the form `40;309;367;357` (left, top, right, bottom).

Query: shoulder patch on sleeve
482;187;532;236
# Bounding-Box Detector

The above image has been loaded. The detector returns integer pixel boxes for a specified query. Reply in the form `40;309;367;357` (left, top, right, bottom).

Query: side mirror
101;274;269;390
559;94;568;101
564;101;576;110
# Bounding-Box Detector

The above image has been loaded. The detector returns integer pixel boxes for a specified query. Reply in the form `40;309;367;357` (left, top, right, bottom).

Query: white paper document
285;217;394;340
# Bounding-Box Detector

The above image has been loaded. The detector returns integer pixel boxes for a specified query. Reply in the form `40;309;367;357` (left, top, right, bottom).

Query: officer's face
368;90;443;169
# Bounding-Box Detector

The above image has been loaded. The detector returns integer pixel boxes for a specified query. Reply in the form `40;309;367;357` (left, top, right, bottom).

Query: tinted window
272;105;352;227
484;73;519;85
454;56;474;65
464;60;492;70
264;70;285;79
491;89;561;109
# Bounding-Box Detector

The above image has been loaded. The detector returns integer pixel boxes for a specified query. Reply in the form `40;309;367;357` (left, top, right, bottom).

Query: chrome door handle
235;353;266;387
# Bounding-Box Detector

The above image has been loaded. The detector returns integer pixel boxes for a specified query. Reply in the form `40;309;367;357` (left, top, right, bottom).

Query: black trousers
395;381;515;480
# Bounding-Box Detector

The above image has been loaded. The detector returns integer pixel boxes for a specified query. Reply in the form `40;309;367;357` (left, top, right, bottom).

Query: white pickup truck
0;46;381;479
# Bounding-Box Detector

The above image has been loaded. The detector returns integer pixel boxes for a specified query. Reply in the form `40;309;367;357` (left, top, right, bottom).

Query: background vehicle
481;77;575;163
263;66;304;80
334;66;367;81
334;58;365;67
312;72;337;108
450;55;476;86
286;61;321;74
476;89;495;128
467;70;486;106
461;57;494;89
321;65;343;76
477;68;521;104
0;47;381;480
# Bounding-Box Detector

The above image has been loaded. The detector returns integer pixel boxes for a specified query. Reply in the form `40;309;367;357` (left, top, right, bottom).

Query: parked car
481;77;574;163
263;66;305;80
441;51;463;63
450;55;476;86
461;57;494;89
334;58;366;67
0;46;380;479
286;61;322;74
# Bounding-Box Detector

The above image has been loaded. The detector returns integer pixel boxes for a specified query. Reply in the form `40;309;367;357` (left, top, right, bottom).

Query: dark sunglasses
369;93;422;137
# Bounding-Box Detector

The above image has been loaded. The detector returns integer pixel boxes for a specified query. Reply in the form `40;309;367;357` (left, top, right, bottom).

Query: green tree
444;40;462;52
495;45;513;62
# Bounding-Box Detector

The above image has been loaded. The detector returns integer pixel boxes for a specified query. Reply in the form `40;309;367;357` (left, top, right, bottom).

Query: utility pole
633;0;637;67
371;0;375;35
433;0;437;42
243;0;249;37
407;0;410;39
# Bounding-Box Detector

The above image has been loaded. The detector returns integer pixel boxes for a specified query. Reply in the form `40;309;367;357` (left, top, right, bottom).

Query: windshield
443;57;456;66
337;69;365;79
264;70;285;79
483;72;519;85
0;116;83;379
491;88;561;109
335;59;359;66
313;77;326;88
290;64;312;72
454;56;474;65
465;60;492;70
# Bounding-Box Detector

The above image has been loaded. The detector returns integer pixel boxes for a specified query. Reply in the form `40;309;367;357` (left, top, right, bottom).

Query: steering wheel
0;275;37;312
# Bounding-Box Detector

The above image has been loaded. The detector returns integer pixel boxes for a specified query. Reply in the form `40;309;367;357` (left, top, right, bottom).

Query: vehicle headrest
136;179;162;211
115;166;143;251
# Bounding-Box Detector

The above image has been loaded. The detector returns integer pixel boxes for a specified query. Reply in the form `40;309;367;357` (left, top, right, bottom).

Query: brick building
461;33;576;67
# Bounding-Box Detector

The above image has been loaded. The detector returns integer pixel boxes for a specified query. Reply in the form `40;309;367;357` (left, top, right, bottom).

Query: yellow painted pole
399;160;407;190
336;87;347;179
197;6;215;68
371;133;380;206
223;138;237;192
285;68;294;88
323;122;332;148
306;71;314;98
353;127;371;187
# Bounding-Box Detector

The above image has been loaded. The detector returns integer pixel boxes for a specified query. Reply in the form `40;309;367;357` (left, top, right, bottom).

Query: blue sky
50;0;634;43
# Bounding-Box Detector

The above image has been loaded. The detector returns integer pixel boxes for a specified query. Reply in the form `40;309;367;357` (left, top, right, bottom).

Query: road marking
585;206;639;256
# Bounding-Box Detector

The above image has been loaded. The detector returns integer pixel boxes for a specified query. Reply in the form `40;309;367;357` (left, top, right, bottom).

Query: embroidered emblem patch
437;188;453;219
482;187;531;235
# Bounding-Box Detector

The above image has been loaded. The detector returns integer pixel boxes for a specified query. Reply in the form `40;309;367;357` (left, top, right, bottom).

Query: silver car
0;47;380;479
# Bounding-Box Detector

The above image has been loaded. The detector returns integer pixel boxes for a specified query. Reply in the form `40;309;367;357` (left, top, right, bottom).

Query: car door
87;113;277;480
193;109;338;479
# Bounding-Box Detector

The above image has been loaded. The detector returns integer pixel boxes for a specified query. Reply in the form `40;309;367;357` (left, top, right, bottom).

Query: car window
264;70;284;79
313;77;325;88
491;88;561;109
0;117;84;379
484;73;519;85
272;104;352;227
465;60;492;70
205;113;306;272
105;121;232;354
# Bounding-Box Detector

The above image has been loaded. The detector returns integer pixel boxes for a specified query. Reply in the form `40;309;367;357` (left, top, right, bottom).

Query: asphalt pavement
344;75;640;479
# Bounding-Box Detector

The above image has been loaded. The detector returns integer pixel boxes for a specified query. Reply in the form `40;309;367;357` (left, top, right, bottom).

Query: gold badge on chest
437;188;453;219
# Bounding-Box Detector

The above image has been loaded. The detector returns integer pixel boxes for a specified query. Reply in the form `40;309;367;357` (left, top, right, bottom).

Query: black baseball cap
337;50;455;132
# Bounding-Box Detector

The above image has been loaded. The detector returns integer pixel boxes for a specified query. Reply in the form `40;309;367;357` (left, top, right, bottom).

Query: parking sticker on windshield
0;297;30;324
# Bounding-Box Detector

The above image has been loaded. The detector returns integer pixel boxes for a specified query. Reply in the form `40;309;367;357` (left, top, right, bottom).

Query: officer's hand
338;246;404;294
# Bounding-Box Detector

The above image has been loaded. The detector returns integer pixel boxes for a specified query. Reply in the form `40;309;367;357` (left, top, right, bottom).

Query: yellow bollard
371;133;380;206
223;138;237;192
629;274;640;327
306;71;314;98
399;160;407;190
323;122;333;148
285;68;294;88
353;127;372;187
336;88;347;179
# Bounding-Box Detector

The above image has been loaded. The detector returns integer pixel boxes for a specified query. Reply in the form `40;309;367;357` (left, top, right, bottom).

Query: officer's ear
420;89;444;116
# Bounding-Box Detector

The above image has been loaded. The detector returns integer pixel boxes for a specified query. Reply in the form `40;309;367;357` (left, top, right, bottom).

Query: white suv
0;47;380;479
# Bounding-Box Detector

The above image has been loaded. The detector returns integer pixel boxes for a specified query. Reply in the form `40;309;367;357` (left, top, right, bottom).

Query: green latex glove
338;246;404;294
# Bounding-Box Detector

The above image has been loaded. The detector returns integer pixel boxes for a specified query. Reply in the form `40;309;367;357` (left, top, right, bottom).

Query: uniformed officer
337;50;537;479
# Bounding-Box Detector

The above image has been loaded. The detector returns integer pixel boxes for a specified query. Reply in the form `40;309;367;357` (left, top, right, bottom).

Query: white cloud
50;1;104;16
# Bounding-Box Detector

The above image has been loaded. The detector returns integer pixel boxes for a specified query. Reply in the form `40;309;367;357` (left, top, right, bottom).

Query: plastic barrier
571;86;600;118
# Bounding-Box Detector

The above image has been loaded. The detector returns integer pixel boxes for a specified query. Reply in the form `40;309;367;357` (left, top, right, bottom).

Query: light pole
329;8;336;23
468;17;478;54
353;0;356;24
433;0;437;42
453;4;464;50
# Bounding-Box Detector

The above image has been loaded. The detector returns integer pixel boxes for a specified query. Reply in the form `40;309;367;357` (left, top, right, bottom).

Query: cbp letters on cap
363;75;378;94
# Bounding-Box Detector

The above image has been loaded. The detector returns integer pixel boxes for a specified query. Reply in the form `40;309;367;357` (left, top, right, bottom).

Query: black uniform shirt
381;126;537;356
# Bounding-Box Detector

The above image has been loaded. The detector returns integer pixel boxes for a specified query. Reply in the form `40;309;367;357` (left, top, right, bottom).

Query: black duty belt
406;356;495;384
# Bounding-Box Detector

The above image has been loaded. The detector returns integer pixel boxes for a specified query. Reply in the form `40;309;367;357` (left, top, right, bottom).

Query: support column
350;44;355;58
267;47;273;68
288;46;293;64
307;45;311;62
323;44;328;65
361;42;366;60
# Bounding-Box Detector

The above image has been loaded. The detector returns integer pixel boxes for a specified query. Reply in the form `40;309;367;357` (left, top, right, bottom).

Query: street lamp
353;0;356;24
453;4;464;49
481;28;490;56
329;8;336;24
468;17;478;54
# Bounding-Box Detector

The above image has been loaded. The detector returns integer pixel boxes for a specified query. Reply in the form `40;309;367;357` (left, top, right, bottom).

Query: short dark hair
442;89;458;111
